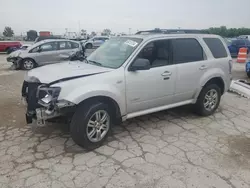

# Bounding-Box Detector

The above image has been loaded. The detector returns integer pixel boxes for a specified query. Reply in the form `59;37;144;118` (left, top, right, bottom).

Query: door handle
199;65;207;70
161;71;172;77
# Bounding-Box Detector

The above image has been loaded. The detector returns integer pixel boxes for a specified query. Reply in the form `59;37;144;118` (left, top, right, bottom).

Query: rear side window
172;38;204;64
71;42;79;49
236;40;245;45
203;38;227;58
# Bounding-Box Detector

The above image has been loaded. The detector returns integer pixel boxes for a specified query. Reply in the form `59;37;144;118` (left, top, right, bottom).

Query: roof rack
135;29;207;35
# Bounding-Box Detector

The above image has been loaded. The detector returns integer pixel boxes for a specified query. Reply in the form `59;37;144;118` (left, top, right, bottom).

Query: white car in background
83;36;109;49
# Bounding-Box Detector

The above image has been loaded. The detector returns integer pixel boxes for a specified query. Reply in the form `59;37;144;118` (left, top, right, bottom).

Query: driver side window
136;40;171;68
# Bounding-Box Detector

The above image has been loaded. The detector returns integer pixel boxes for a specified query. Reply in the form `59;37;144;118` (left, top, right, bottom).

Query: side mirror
37;48;42;53
129;58;150;71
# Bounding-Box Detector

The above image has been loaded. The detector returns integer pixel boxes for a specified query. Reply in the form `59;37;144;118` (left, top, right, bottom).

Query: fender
58;83;126;116
194;68;227;99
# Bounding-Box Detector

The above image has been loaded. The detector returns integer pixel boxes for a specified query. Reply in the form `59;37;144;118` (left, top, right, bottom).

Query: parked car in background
0;41;22;53
7;39;82;70
246;61;250;78
7;44;32;54
22;34;232;149
83;36;109;49
228;39;250;57
238;35;250;40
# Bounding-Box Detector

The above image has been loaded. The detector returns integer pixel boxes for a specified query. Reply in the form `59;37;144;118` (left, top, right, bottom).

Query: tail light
228;60;232;74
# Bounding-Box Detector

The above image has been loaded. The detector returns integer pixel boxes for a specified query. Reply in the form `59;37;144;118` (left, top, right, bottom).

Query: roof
135;29;205;35
32;39;79;48
121;33;220;40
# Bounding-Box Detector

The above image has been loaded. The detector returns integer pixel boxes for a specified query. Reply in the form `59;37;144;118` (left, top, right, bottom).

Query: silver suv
22;34;232;149
7;39;82;70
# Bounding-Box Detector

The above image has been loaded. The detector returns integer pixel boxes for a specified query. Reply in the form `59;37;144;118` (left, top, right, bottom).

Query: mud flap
229;80;250;98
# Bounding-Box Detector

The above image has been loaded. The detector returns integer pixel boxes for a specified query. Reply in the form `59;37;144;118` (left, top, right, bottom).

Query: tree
3;26;14;37
202;26;250;37
26;30;38;41
102;29;111;36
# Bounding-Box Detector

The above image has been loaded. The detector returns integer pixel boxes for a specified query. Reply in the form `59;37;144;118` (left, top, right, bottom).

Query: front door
33;41;59;65
125;39;177;114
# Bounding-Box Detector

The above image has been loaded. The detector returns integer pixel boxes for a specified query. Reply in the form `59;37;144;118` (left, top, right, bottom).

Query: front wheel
22;58;35;70
70;102;112;150
194;84;221;116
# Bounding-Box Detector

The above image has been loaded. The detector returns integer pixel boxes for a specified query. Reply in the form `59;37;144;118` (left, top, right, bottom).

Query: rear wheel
70;102;112;150
22;58;36;70
194;84;221;116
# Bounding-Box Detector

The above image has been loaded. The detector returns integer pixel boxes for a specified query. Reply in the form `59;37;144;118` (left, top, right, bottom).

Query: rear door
57;41;75;59
172;38;208;103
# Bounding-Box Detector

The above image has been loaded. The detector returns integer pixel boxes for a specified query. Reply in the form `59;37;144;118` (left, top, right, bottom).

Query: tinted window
236;40;245;45
70;42;79;49
246;40;250;45
203;38;228;58
137;40;171;67
172;38;204;64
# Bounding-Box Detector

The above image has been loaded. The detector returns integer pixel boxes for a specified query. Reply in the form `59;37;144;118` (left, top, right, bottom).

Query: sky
1;0;250;35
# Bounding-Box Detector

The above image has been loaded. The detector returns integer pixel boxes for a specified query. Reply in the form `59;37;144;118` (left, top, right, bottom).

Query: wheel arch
203;77;225;94
194;76;225;100
78;95;122;125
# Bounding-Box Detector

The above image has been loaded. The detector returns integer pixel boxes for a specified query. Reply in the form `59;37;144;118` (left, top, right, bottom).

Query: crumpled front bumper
7;56;23;69
22;81;76;126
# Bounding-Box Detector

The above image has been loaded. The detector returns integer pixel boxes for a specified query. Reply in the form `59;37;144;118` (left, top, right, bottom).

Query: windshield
87;37;143;68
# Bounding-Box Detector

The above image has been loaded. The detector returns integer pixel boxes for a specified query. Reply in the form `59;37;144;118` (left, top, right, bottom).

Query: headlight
37;86;61;106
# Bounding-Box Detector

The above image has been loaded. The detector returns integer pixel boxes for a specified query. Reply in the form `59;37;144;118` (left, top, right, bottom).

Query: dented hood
26;61;112;84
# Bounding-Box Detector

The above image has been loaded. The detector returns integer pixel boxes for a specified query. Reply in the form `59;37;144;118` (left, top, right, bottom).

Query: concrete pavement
0;93;250;188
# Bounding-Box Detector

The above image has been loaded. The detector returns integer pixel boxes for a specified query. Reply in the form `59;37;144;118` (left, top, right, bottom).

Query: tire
70;102;113;150
86;43;92;49
247;72;250;78
194;84;221;116
22;58;36;70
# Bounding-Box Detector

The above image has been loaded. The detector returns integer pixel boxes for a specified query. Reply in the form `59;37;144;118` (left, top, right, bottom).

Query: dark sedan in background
228;39;250;57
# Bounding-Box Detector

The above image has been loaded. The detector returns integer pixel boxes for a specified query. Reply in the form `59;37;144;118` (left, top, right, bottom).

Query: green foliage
3;26;14;37
202;26;250;37
101;29;111;36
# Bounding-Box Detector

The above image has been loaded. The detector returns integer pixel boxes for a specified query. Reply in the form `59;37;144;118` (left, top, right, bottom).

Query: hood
26;61;112;84
8;49;26;57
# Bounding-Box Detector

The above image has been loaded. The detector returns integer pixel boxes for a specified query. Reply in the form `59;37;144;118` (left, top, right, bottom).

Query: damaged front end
7;56;23;69
22;80;76;126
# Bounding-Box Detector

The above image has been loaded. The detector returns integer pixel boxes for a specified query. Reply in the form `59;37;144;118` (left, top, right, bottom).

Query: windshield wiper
88;60;102;66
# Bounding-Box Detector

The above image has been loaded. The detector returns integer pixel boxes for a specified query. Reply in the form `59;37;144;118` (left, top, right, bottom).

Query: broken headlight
37;86;61;106
24;75;40;83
